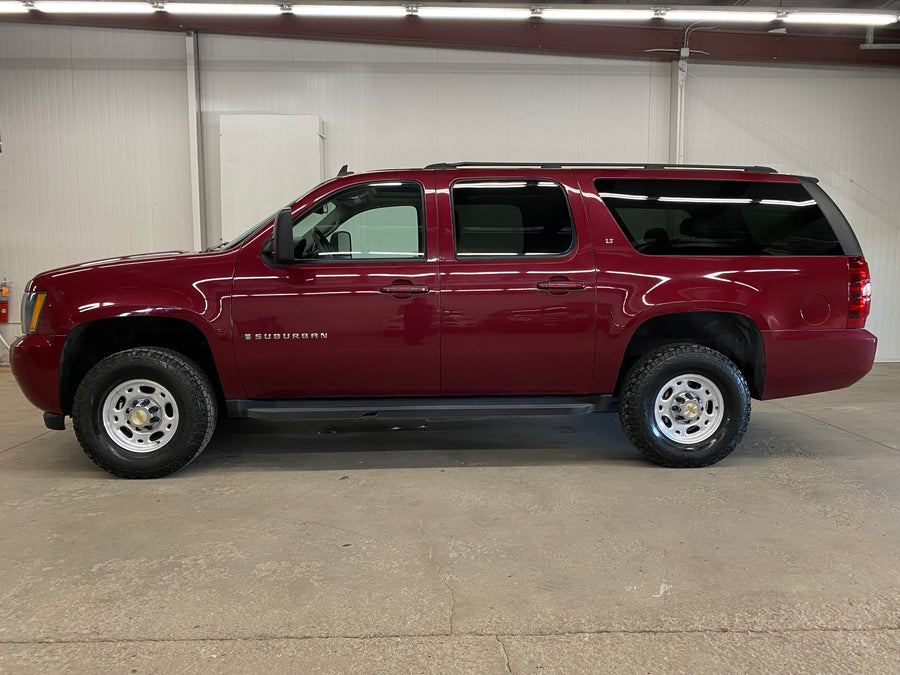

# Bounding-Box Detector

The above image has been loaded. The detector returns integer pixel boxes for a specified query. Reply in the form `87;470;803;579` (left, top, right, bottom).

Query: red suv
11;162;876;478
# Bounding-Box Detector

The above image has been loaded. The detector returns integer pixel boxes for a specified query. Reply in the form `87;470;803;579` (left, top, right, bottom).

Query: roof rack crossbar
424;162;777;173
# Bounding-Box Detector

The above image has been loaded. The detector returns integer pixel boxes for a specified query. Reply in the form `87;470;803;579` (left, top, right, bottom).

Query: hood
27;248;241;335
35;250;193;283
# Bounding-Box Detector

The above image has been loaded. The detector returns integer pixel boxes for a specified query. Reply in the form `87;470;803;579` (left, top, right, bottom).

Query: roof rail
424;162;778;173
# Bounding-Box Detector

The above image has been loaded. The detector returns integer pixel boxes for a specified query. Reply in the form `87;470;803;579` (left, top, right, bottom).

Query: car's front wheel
72;348;217;478
618;343;751;467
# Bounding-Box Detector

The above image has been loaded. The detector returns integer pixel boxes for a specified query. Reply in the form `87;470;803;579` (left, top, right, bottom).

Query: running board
226;395;615;421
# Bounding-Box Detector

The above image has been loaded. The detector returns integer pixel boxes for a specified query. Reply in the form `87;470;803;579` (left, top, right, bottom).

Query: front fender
31;251;242;404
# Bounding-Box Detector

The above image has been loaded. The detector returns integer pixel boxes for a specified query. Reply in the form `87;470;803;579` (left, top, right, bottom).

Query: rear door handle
537;278;586;294
379;281;430;298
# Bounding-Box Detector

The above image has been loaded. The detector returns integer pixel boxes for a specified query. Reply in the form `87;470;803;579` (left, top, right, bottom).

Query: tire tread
619;343;750;468
72;347;217;479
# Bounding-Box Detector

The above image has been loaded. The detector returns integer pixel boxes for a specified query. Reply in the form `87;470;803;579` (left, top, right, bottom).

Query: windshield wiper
202;241;230;253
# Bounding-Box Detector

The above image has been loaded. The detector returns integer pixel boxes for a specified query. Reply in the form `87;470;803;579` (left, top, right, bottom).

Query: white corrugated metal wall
683;62;900;361
1;25;897;361
198;36;671;246
0;24;193;351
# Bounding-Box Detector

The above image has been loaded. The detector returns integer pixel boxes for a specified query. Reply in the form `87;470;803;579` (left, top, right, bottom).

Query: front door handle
379;281;430;298
537;277;586;294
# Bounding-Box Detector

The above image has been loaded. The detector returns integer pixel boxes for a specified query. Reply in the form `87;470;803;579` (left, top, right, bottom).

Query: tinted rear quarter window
595;179;843;256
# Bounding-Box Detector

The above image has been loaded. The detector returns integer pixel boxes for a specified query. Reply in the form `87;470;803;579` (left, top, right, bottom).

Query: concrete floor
0;366;898;674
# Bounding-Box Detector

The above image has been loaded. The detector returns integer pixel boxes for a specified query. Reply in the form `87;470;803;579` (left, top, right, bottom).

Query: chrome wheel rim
653;373;724;445
102;379;179;453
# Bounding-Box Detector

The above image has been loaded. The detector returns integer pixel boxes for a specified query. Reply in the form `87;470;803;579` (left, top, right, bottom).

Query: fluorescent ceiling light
166;3;282;16
783;12;898;26
540;9;656;22
33;1;155;13
416;7;531;20
292;5;407;18
0;2;28;13
664;10;778;23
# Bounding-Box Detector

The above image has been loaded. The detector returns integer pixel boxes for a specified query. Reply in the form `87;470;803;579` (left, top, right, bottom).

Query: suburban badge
244;332;328;340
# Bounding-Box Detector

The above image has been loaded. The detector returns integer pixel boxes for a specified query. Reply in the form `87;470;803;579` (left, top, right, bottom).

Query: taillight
847;257;871;329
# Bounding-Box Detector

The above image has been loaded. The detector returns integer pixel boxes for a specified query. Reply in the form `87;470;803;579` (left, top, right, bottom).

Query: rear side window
595;179;843;256
452;180;574;257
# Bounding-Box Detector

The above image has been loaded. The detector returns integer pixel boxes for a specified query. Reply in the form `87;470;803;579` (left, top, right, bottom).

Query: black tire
618;343;751;468
72;348;217;478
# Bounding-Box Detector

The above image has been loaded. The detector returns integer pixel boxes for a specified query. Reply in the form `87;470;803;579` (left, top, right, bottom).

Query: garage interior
1;1;899;672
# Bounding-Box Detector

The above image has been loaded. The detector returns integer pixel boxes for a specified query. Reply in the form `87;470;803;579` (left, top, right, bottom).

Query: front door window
292;182;425;261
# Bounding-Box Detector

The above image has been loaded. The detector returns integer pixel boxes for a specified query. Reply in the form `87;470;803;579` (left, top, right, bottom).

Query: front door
231;176;440;399
436;170;597;395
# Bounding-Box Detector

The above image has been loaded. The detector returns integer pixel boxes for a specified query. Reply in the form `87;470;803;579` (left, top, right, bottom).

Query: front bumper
762;328;877;400
9;334;65;414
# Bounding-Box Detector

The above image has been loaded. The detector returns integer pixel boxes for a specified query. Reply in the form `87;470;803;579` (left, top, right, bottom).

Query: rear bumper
9;334;65;414
761;328;877;400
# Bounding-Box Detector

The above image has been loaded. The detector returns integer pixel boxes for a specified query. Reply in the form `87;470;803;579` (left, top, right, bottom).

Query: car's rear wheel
618;343;751;467
72;348;217;478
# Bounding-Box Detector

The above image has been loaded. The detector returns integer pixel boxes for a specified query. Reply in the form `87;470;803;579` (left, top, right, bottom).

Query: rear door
436;170;597;395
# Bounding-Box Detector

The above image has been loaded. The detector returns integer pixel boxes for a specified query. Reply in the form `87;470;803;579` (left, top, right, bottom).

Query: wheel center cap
682;400;700;420
128;407;150;427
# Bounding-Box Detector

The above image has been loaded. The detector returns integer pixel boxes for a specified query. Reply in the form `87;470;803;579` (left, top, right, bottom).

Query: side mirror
331;230;352;255
273;207;294;266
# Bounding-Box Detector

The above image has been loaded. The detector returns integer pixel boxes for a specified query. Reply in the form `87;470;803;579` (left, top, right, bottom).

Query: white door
219;114;324;242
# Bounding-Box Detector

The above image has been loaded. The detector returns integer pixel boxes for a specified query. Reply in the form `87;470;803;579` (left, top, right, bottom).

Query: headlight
21;292;47;334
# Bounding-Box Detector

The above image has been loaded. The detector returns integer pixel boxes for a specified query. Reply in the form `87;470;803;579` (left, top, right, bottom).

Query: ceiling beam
2;14;899;68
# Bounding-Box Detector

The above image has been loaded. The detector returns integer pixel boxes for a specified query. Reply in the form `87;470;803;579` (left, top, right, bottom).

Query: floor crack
0;626;897;646
495;635;512;673
0;430;53;455
426;541;455;635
